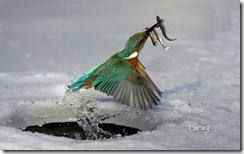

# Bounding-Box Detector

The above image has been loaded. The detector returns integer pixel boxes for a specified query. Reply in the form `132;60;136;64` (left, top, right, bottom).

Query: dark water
23;121;141;140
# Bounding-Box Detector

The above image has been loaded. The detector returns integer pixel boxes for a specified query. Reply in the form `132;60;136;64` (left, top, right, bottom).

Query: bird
68;16;176;110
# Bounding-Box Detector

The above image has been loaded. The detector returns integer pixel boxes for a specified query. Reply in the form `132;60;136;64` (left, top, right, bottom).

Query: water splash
61;90;142;139
77;116;113;140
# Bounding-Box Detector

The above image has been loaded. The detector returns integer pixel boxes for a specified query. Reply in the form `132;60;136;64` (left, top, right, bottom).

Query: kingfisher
68;16;176;110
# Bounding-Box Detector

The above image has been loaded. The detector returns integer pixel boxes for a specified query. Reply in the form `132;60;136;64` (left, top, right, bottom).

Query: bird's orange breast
129;56;138;67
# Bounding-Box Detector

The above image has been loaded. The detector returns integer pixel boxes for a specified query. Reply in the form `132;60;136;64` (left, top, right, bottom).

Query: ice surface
0;0;240;150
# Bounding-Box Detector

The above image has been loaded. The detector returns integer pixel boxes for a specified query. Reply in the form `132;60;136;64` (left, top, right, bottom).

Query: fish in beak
145;16;176;51
156;16;177;41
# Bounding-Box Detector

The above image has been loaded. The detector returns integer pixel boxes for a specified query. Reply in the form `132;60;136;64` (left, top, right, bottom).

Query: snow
0;0;240;150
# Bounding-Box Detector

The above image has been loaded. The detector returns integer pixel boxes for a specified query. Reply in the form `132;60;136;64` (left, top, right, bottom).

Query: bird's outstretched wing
135;60;163;97
91;55;161;110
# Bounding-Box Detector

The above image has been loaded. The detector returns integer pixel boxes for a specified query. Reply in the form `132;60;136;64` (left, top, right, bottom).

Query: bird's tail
67;71;93;91
67;65;100;91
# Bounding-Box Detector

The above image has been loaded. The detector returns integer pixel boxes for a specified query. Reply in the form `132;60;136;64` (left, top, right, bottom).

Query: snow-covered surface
0;0;240;150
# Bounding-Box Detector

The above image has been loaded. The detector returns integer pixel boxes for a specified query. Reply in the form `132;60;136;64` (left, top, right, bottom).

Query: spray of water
61;90;142;139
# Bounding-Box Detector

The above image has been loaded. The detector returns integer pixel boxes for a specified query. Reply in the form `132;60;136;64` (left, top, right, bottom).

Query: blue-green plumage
68;65;100;91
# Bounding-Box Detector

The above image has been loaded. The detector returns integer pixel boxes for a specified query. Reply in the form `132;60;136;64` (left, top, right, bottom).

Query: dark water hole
22;122;141;140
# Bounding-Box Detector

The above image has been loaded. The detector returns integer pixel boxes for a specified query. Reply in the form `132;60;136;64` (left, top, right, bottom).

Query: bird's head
123;18;164;54
123;32;148;54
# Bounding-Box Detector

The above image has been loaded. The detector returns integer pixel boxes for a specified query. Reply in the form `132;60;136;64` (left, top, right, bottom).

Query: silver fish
153;29;170;51
156;16;177;41
149;31;157;46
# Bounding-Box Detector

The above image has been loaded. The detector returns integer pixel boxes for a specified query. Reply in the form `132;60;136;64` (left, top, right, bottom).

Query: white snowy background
0;0;240;150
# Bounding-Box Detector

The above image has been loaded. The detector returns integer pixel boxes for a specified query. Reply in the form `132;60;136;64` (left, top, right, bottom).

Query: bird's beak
145;18;164;34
